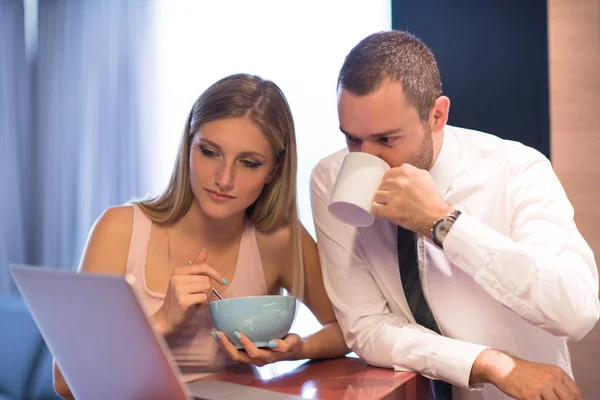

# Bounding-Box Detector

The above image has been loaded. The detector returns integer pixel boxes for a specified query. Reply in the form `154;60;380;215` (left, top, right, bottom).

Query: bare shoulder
255;222;317;260
255;223;293;259
78;205;134;275
90;205;134;243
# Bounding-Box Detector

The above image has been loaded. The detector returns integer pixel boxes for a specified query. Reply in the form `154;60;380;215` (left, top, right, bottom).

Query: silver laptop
10;265;302;400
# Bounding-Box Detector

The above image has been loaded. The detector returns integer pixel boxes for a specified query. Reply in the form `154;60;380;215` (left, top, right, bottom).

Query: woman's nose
215;161;235;191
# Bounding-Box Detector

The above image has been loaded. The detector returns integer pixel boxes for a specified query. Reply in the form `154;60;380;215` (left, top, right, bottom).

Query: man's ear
431;95;450;133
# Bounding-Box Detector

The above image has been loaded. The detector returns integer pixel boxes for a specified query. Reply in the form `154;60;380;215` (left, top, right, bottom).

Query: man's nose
360;141;380;158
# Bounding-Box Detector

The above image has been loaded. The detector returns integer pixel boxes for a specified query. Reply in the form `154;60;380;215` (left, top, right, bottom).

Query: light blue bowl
208;295;296;349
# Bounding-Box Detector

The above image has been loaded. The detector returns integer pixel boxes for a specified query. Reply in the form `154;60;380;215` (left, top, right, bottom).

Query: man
310;30;599;400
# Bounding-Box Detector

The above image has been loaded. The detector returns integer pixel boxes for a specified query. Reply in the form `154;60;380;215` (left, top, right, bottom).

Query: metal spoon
211;287;224;301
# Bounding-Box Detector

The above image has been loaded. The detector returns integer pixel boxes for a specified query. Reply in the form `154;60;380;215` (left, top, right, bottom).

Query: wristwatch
431;209;462;249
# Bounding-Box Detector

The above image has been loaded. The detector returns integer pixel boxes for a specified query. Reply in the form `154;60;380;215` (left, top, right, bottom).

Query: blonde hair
135;74;304;299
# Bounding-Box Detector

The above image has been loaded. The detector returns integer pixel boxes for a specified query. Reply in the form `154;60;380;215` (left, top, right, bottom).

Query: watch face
434;219;453;242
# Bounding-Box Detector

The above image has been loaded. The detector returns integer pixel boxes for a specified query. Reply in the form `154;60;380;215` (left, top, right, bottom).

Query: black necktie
397;226;453;400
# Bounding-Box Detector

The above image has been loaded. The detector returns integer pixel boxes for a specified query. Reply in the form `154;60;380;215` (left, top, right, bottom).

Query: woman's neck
173;201;247;251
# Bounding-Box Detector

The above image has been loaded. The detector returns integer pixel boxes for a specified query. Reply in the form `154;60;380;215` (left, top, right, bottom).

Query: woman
53;74;348;398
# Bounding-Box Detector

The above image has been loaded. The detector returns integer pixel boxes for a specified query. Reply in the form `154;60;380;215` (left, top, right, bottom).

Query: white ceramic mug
328;152;390;227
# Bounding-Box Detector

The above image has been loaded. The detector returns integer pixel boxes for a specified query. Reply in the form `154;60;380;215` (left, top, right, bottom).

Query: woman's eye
241;160;262;169
200;146;217;157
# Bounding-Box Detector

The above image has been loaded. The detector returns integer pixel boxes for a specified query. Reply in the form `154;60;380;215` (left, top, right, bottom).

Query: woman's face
189;116;277;220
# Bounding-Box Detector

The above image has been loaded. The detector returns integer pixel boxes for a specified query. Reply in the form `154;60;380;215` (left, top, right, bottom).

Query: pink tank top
125;205;268;382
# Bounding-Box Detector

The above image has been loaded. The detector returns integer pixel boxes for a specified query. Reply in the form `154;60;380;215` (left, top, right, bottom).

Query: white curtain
0;0;28;292
34;0;157;270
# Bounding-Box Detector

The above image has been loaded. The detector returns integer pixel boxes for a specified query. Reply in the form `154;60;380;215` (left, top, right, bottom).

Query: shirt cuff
433;339;488;389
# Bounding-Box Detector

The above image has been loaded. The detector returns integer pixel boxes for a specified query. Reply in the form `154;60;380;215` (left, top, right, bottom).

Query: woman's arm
53;361;75;400
53;206;133;398
280;224;350;360
213;222;349;364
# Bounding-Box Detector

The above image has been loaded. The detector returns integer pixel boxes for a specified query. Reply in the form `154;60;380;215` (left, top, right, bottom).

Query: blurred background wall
548;0;600;397
392;0;550;158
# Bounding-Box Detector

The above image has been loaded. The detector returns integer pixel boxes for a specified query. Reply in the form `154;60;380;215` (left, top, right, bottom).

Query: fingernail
233;331;242;340
268;340;278;349
209;332;217;340
222;277;229;286
201;248;207;252
215;331;222;340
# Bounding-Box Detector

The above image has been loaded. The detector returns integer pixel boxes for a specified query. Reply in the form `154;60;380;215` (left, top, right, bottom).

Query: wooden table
201;356;430;399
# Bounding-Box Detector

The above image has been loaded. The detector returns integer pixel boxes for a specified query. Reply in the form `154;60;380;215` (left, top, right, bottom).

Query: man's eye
379;137;395;145
200;146;217;157
345;135;360;143
241;160;262;169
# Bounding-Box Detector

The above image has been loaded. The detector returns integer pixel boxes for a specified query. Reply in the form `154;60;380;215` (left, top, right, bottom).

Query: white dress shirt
310;125;600;400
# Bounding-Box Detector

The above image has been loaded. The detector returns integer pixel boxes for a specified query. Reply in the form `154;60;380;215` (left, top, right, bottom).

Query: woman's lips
205;189;235;203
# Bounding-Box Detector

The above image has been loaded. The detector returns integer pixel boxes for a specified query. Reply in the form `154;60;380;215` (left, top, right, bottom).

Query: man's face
337;80;434;170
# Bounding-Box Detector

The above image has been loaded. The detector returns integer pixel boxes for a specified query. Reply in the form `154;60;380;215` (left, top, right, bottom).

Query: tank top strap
125;204;152;276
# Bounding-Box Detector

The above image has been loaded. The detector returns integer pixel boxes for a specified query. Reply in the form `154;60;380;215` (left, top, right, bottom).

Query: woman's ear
266;160;283;184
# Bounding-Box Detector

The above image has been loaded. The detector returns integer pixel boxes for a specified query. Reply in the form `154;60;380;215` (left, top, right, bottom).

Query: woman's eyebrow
199;139;267;160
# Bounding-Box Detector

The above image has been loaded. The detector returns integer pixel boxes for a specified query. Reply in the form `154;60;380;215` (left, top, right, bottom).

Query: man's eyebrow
339;127;402;138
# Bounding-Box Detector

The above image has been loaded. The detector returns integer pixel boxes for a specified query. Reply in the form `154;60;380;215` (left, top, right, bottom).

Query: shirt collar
429;126;459;197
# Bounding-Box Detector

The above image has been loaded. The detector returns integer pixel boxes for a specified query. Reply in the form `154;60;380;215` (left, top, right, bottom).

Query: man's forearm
470;348;515;386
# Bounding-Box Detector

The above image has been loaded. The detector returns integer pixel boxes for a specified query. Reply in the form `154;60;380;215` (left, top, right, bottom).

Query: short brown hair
337;30;442;121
